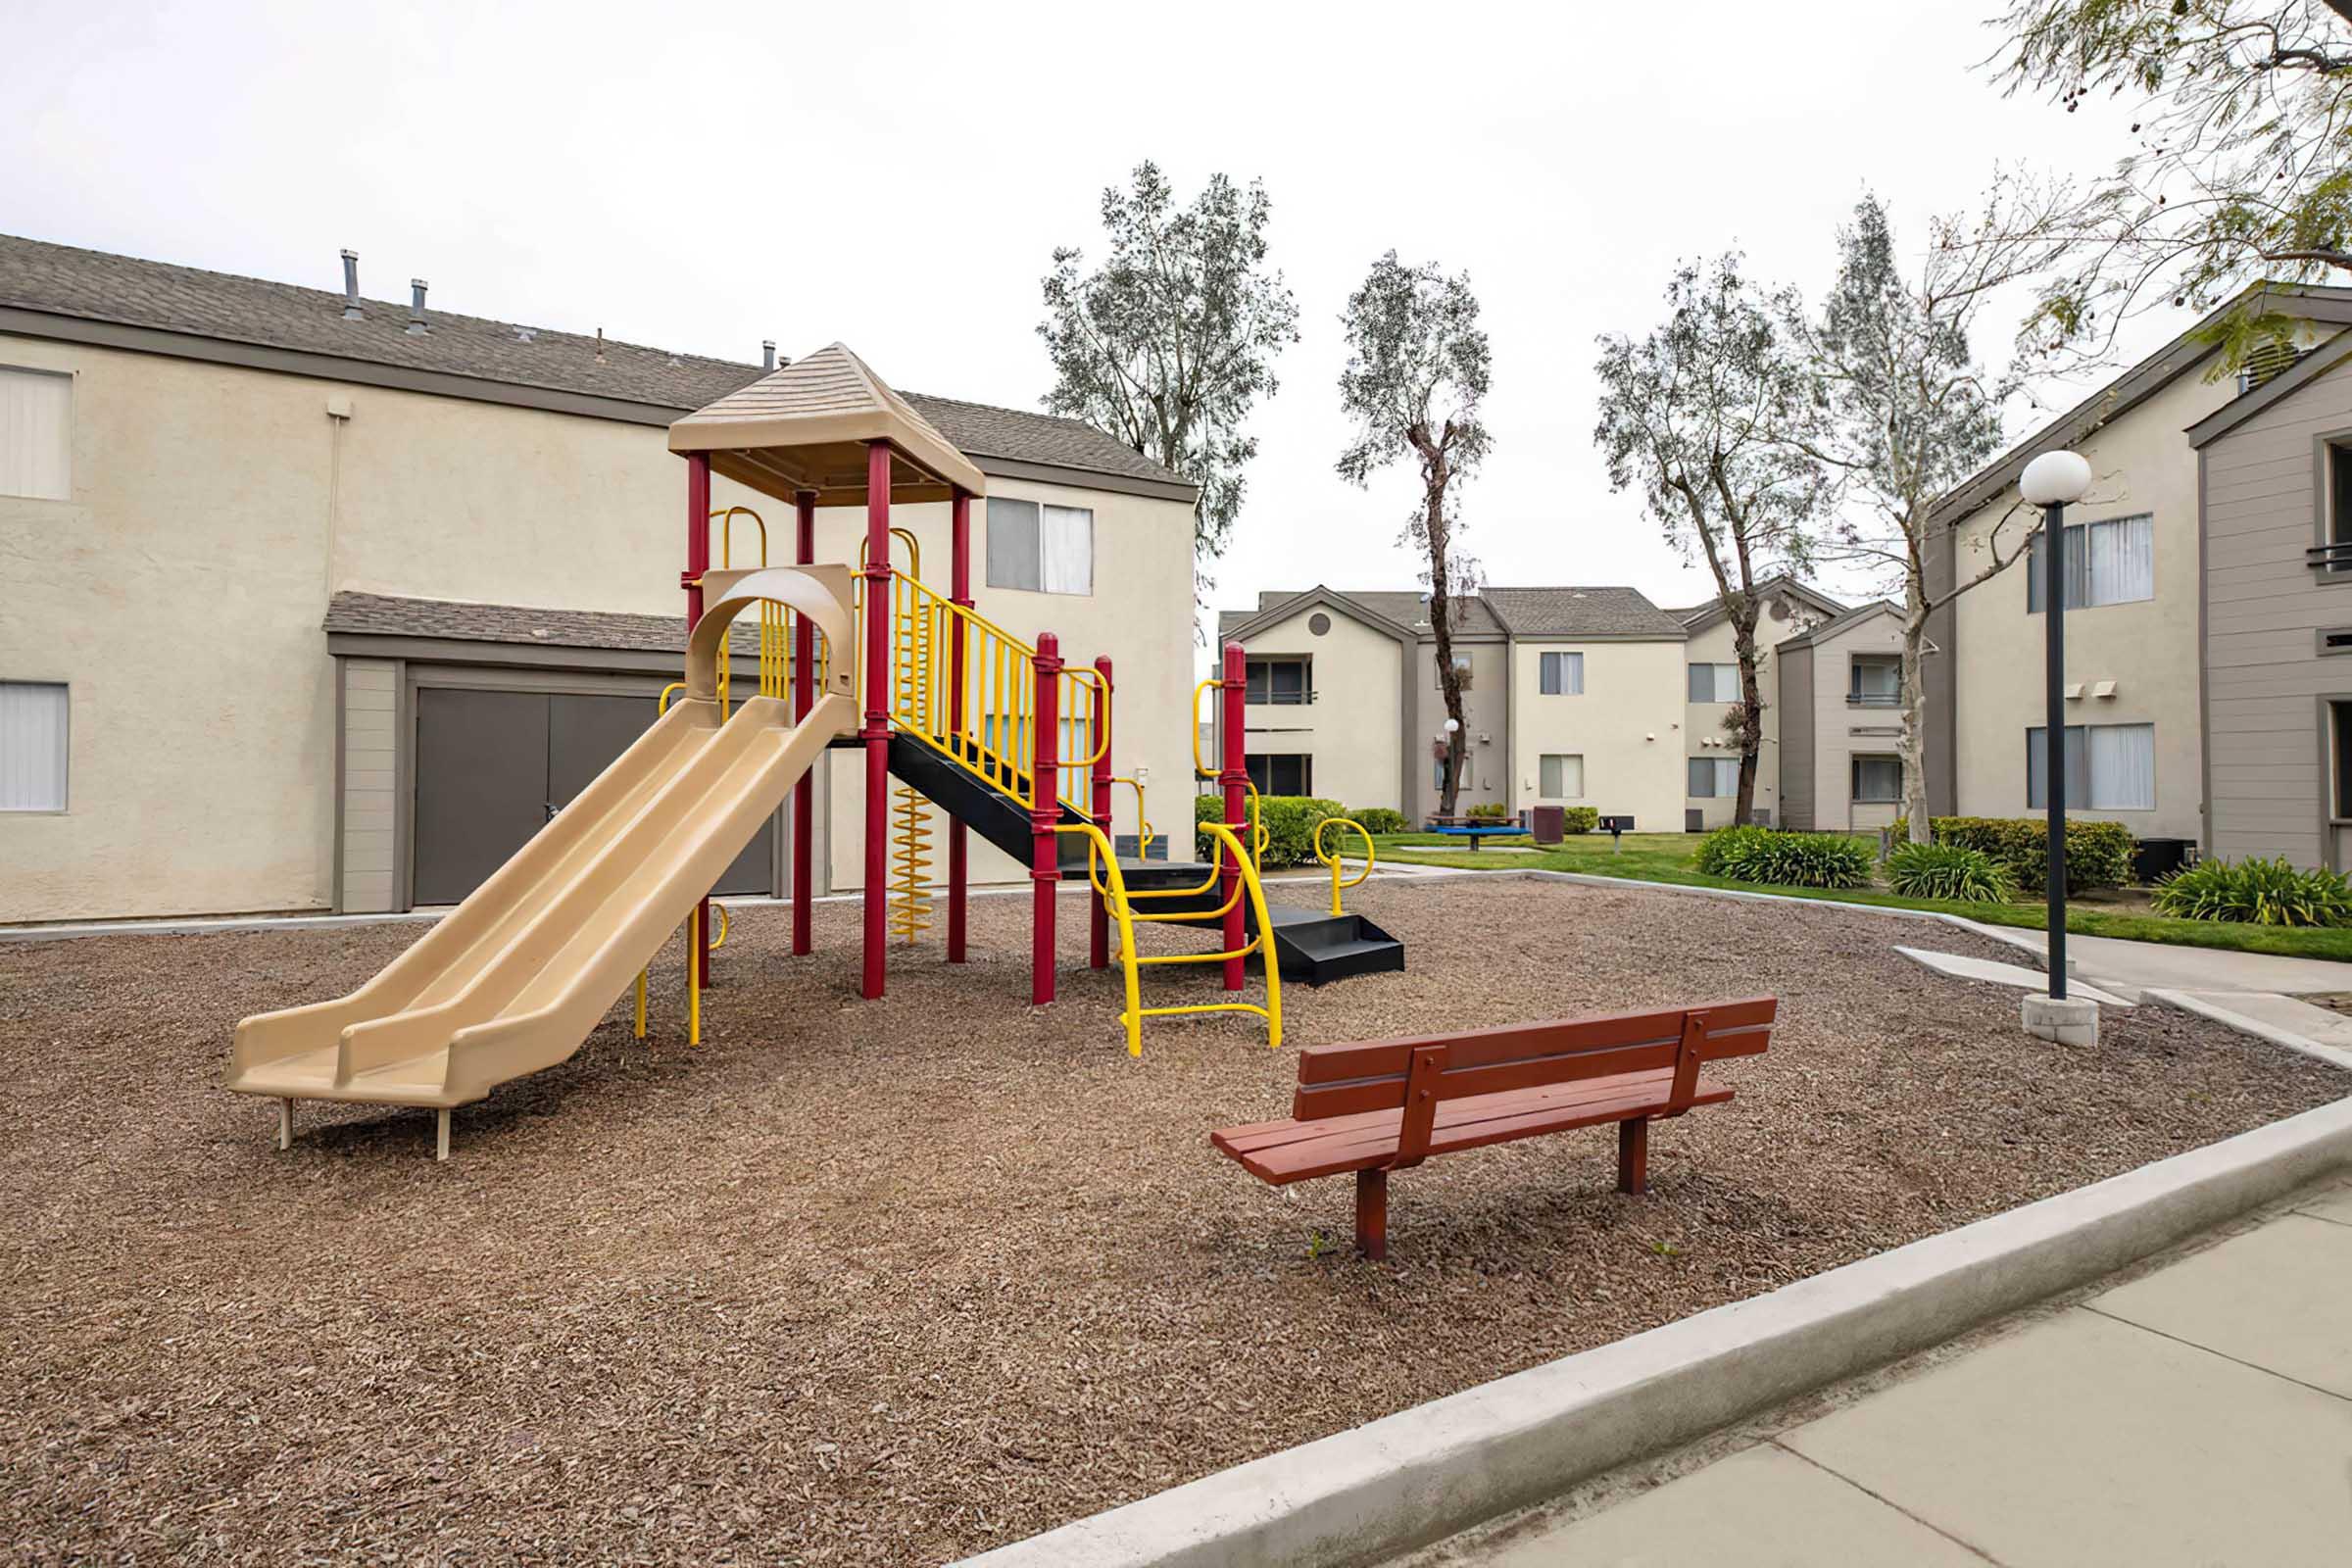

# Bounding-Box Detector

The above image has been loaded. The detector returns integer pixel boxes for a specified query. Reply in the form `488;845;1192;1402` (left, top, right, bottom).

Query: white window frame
0;366;73;502
0;680;71;811
1688;662;1738;703
984;497;1094;595
1538;753;1585;800
1688;756;1739;798
2029;514;2155;612
1540;651;1584;696
1850;754;1902;805
2027;722;2156;811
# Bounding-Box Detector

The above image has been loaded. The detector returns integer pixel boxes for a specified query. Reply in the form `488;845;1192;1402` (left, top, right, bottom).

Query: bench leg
1617;1117;1648;1196
1354;1168;1389;1259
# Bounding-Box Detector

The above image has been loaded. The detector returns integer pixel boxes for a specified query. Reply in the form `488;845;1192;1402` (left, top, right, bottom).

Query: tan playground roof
666;341;987;505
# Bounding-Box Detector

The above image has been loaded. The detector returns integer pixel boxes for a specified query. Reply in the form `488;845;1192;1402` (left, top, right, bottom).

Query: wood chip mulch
1;876;2340;1565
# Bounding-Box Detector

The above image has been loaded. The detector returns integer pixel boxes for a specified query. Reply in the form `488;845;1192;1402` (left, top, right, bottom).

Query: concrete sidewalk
2000;925;2352;996
1415;1176;2352;1567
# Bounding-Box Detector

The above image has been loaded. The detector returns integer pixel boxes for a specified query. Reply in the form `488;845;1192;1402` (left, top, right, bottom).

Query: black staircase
884;732;1405;984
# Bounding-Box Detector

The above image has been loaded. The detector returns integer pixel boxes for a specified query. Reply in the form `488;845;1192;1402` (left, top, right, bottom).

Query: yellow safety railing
880;570;1103;816
1063;819;1281;1054
1314;817;1375;917
710;506;766;568
1109;776;1153;855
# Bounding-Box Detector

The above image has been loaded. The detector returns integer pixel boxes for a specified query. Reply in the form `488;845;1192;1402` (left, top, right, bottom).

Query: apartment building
1667;576;1844;828
0;234;1197;922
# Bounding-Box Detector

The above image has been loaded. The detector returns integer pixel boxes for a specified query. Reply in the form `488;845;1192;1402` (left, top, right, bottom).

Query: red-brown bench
1210;998;1776;1257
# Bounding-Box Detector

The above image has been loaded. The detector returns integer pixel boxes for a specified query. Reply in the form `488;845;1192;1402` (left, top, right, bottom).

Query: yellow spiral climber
889;786;934;940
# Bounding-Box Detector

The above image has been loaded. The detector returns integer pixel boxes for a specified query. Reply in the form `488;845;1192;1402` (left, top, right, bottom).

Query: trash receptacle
2132;837;2195;885
1532;806;1565;845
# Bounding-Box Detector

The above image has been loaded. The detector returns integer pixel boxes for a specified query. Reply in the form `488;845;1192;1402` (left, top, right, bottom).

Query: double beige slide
227;565;857;1157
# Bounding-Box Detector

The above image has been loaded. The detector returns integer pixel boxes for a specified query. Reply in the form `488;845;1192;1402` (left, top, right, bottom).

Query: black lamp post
2020;450;2092;1003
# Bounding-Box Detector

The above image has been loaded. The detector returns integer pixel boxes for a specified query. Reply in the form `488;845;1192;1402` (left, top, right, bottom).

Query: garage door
413;688;777;906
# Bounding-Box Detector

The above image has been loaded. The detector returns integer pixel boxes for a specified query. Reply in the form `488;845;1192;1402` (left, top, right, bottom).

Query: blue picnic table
1424;825;1526;851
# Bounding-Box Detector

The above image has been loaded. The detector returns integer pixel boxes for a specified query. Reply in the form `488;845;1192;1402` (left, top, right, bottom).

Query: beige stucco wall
0;331;1193;920
1681;614;1786;828
1947;368;2230;840
1804;612;1908;832
1509;640;1686;830
1232;603;1402;810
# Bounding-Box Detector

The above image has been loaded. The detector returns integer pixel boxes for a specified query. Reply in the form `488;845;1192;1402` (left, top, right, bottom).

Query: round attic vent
1767;597;1789;622
1309;612;1332;636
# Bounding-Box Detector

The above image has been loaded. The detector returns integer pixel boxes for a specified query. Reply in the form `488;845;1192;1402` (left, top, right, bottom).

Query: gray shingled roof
0;232;1190;490
1481;587;1686;637
1220;589;1504;642
325;591;760;654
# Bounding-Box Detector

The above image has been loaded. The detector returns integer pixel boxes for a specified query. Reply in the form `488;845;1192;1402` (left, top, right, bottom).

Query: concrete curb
2148;989;2352;1072
957;1097;2352;1568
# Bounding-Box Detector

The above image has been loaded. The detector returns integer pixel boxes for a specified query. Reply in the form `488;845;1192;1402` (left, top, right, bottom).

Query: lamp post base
2022;993;2099;1047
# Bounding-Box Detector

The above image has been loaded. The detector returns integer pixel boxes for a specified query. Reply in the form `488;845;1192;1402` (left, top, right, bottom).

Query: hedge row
1194;794;1346;867
1694;825;1874;889
1891;815;2134;895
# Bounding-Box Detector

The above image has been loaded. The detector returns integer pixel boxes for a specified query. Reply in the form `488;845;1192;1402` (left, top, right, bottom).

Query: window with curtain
0;680;69;810
1688;662;1738;702
2027;723;2154;810
2329;445;2352;555
1540;651;1584;695
984;498;1094;594
1850;755;1902;804
1440;651;1476;691
1539;753;1585;799
2334;702;2352;817
1848;656;1900;706
0;367;71;502
2028;515;2153;611
1688;756;1739;797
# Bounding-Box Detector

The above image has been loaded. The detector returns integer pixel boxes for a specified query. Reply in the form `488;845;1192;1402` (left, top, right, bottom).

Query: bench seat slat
1294;996;1776;1087
1213;1068;1731;1185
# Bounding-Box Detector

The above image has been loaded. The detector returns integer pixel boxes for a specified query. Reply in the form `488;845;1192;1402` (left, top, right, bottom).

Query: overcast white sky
4;0;2166;643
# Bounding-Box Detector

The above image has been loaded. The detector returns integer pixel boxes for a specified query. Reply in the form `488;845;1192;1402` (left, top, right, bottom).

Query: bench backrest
1291;997;1777;1124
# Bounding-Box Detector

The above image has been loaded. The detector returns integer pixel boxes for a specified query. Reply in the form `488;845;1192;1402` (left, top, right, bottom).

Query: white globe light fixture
2020;449;2091;507
1443;717;1460;735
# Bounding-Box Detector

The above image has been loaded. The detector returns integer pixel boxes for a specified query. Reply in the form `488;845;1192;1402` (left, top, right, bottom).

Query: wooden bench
1210;998;1776;1258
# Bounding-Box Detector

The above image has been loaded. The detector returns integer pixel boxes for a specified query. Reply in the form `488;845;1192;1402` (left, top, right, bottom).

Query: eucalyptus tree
1039;161;1299;597
1595;254;1825;825
1335;254;1492;818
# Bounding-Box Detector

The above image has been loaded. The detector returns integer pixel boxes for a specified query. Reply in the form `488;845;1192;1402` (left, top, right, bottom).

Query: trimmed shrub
1891;815;2135;896
1886;841;2014;904
1348;807;1411;836
1195;793;1345;868
2151;857;2352;927
1695;825;1874;890
1466;802;1511;823
1561;806;1599;835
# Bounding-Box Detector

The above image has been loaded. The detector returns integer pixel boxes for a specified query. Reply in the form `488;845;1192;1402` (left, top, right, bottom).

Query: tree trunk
1730;605;1763;827
1420;449;1467;819
1898;590;1932;846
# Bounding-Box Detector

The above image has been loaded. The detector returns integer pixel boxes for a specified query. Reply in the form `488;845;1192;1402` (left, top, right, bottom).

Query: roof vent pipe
762;340;776;370
339;249;363;320
407;279;429;335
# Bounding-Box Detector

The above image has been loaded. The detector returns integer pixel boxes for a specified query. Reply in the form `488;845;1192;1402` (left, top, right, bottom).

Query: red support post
1089;656;1113;970
791;490;816;958
859;442;892;1001
1220;640;1248;992
1031;632;1063;1004
684;454;713;988
947;488;972;965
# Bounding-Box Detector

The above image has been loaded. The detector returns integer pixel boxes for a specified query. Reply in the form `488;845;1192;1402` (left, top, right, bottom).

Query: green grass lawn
1368;831;2352;962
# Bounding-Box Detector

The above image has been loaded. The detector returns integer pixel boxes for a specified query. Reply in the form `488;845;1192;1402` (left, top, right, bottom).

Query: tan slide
227;565;858;1157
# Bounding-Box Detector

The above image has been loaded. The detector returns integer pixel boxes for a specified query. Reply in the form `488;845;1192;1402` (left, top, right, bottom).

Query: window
1247;753;1310;796
0;681;69;810
1850;755;1902;804
1540;651;1584;695
1687;662;1738;703
1538;753;1585;799
1689;756;1740;798
2028;514;2154;611
1245;658;1310;705
1848;656;1900;707
0;367;71;501
2334;702;2352;818
1440;651;1475;691
985;498;1093;594
2027;723;2155;810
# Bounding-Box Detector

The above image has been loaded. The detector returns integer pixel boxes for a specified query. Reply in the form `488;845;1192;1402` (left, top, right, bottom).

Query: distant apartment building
1664;576;1843;829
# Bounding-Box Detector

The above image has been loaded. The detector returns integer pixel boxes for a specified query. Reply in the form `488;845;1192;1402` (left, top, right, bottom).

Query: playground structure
226;344;1402;1155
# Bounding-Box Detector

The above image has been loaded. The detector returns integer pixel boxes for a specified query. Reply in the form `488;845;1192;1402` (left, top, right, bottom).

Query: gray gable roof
1672;574;1846;634
326;591;760;654
0;231;1191;492
1774;598;1899;651
1218;584;1684;642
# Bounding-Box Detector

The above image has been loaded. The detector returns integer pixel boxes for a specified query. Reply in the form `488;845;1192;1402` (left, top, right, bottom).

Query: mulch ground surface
2;876;2341;1565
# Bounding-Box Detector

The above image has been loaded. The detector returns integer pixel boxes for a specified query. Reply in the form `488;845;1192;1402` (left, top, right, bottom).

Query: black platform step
1159;900;1407;986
